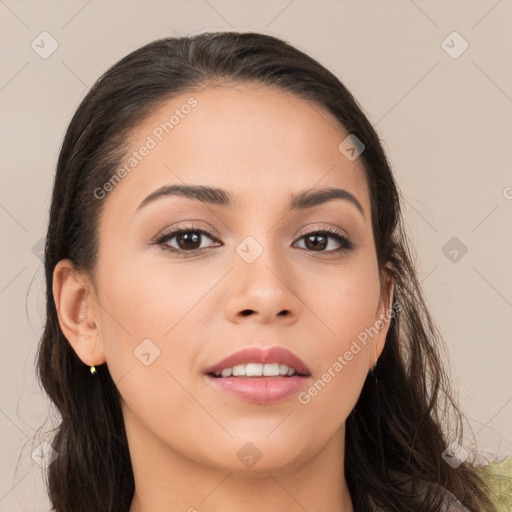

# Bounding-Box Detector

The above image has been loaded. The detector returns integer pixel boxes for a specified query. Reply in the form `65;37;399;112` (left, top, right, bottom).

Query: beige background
1;1;511;510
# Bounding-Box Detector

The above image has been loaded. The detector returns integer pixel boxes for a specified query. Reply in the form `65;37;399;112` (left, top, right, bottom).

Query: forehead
102;83;369;216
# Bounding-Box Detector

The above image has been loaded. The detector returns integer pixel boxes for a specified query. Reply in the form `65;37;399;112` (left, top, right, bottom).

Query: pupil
178;232;200;250
306;234;327;251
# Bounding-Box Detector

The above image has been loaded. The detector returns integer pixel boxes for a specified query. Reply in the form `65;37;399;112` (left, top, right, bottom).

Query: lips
205;346;311;377
204;346;312;405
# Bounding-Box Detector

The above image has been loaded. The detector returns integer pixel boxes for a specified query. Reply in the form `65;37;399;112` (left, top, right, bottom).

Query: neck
125;410;354;512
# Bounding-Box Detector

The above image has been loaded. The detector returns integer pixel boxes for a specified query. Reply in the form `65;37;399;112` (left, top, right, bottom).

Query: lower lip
205;374;310;405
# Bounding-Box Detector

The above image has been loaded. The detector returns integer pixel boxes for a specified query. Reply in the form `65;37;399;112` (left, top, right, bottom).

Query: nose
223;242;301;326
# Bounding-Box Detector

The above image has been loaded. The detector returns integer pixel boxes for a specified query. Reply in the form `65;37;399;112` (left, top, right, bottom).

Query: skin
53;83;394;512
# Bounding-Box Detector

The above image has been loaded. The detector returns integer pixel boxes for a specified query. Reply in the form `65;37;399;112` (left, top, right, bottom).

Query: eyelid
149;220;221;244
294;223;350;240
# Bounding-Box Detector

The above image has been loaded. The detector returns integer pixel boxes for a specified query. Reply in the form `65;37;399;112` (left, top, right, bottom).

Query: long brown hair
36;31;495;511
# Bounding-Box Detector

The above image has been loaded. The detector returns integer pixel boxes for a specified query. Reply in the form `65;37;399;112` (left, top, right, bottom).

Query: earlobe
52;259;106;367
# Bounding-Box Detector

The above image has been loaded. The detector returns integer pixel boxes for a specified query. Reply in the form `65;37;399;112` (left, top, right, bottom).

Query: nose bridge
235;230;288;290
230;197;285;271
224;228;299;322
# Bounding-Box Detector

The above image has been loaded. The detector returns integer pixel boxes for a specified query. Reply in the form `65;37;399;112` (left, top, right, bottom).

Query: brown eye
294;229;354;253
155;228;221;253
173;231;202;251
303;233;329;251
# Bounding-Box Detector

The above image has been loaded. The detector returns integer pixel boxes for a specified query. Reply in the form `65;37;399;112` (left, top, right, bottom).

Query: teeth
216;363;297;377
263;363;280;376
279;364;289;375
220;367;233;378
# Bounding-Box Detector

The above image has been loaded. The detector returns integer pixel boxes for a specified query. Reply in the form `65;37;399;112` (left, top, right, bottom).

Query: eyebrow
136;184;365;218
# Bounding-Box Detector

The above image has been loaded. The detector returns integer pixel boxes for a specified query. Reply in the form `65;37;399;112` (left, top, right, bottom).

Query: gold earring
369;357;378;377
90;365;97;375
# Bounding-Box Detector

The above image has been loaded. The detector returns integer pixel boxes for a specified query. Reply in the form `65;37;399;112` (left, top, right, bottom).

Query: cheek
94;248;212;387
303;252;381;346
95;253;208;441
296;255;381;420
97;245;218;338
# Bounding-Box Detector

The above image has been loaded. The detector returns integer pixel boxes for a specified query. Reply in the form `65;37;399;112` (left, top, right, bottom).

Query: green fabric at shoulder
476;455;512;512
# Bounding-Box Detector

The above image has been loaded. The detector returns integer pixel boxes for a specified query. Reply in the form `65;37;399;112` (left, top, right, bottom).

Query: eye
294;228;354;254
152;225;221;255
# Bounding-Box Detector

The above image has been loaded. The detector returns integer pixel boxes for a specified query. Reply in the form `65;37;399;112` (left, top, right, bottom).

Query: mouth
204;345;311;378
204;346;311;404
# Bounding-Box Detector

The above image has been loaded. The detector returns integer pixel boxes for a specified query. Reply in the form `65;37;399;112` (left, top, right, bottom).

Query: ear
369;262;395;370
52;259;106;367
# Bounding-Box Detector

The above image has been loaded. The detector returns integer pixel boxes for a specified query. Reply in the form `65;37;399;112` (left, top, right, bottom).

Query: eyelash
151;224;354;257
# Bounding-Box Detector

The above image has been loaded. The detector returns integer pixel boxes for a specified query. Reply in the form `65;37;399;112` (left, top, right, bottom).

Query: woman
37;31;495;511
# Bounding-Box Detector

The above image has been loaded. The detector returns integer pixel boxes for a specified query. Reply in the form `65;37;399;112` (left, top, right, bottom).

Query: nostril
240;310;254;316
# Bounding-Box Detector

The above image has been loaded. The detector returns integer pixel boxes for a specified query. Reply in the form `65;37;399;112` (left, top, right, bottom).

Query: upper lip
205;346;311;376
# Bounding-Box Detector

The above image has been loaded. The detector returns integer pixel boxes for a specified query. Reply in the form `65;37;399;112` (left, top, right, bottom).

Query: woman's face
74;83;392;473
